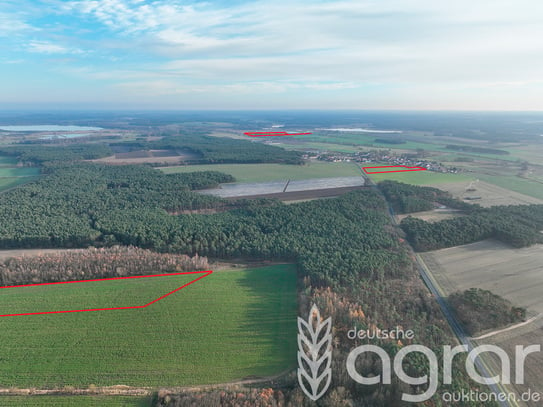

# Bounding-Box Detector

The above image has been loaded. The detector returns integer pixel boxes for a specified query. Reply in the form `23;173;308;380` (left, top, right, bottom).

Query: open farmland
0;396;151;406
421;240;543;314
0;155;40;192
367;168;470;185
160;161;360;182
429;180;543;206
0;265;297;388
480;318;543;407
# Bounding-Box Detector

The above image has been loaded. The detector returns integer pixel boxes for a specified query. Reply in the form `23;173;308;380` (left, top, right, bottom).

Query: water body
0;125;102;132
317;128;403;134
40;133;92;140
200;176;365;198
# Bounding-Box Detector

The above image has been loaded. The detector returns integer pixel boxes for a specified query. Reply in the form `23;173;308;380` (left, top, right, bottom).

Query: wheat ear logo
297;304;332;401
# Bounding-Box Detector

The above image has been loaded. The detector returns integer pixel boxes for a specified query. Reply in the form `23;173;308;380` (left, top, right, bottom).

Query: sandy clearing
396;208;463;223
429;180;543;207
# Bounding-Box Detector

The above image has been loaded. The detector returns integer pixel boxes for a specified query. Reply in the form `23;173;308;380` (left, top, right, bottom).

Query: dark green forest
448;288;526;335
378;180;475;213
0;163;406;286
445;144;510;155
0;133;303;166
377;181;543;250
154;134;304;164
401;205;543;251
0;144;113;164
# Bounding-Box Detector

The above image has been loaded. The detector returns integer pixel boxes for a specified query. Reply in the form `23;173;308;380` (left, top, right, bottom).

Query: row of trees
446;144;510;155
0;246;208;286
154;134;304;164
0;144;113;164
378;180;475;214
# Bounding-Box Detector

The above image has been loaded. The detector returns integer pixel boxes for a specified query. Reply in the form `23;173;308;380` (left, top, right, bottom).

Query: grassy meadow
366;167;471;185
0;154;40;192
160;161;360;182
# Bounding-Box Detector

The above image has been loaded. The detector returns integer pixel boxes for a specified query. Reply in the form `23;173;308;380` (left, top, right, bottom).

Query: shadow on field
236;264;298;377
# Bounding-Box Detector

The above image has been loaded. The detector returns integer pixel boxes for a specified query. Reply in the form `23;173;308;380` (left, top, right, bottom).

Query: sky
1;0;543;110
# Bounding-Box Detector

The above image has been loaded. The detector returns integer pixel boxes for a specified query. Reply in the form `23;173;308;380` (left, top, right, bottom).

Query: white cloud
6;0;543;109
27;40;68;54
0;11;34;36
26;40;86;55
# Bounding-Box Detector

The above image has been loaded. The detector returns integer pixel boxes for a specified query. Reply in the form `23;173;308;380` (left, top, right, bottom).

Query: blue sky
1;0;543;110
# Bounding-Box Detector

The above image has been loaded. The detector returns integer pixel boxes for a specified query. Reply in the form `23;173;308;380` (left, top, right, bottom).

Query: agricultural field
0;265;297;388
0;396;151;407
367;169;470;185
421;240;543;314
0;177;36;191
275;140;362;153
160;161;360;183
482;319;543;407
476;175;543;201
430;180;543;206
0;154;40;192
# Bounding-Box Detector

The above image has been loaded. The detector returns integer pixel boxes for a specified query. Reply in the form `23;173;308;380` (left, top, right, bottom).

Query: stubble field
421;240;543;314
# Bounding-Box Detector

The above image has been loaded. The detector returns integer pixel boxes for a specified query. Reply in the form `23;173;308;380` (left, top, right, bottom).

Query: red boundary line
0;270;213;318
362;165;427;174
244;131;312;137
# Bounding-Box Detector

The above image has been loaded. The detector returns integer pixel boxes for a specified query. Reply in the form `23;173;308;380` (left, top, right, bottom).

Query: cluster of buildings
303;149;459;174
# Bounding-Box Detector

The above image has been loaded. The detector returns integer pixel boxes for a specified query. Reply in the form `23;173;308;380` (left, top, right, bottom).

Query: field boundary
362;165;427;174
0;270;212;317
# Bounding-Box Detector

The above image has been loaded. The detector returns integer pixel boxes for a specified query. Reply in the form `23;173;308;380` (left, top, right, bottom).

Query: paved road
356;164;517;407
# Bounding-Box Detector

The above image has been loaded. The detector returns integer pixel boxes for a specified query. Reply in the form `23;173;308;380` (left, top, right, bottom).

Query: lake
0;125;103;132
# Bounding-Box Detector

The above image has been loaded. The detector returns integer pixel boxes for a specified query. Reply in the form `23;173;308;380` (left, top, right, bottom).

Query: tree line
0;246;208;286
378;180;475;213
0;144;113;165
401;204;543;251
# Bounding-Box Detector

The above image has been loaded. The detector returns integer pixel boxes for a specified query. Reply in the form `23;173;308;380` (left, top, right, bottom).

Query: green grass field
0;396;151;407
477;174;543;200
0;176;39;191
160;161;360;182
367;168;471;185
0;167;40;177
277;141;362;153
0;265;298;388
0;155;41;192
0;156;18;166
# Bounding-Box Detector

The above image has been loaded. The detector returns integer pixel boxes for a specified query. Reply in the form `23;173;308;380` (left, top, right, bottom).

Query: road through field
358;164;518;407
